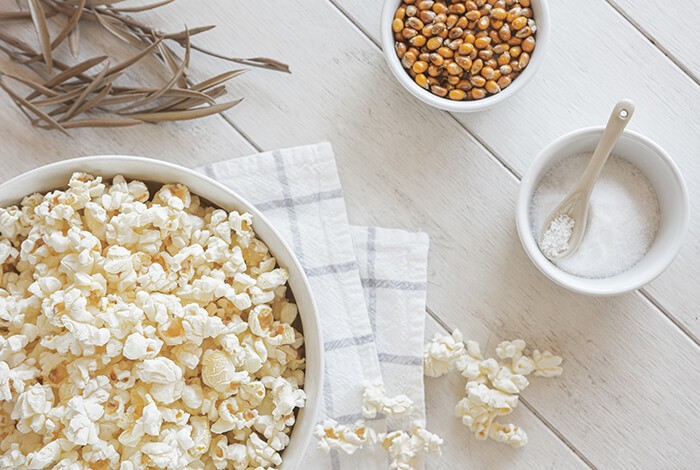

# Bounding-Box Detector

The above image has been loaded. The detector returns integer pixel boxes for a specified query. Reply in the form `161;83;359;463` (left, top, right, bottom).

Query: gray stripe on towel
378;353;423;366
324;334;374;352
256;188;343;211
361;278;427;291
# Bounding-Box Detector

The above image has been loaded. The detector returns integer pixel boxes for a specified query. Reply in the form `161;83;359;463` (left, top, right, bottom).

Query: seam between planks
324;0;700;350
638;288;700;345
605;0;700;87
425;306;597;470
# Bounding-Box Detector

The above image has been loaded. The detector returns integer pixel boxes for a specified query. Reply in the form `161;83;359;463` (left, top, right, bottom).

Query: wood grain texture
128;1;700;467
334;0;700;343
1;0;700;468
610;0;700;81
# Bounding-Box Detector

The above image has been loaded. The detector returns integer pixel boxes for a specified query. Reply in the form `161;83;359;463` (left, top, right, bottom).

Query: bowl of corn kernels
381;0;550;112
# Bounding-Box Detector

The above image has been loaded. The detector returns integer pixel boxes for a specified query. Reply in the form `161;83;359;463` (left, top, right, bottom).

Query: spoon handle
575;99;635;195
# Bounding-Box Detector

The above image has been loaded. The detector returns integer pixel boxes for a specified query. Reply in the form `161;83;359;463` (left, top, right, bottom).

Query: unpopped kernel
0;173;306;469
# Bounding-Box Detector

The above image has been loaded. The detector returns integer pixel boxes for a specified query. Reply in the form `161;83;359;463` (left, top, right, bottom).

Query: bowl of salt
516;127;689;296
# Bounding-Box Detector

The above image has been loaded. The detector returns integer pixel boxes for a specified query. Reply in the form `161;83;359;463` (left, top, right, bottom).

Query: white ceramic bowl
516;128;689;296
0;156;323;470
380;0;550;112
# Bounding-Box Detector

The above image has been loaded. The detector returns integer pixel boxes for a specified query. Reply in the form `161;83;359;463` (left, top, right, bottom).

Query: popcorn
11;384;55;434
256;268;289;290
362;381;414;419
488;422;529;448
532;350;564;377
122;331;163;360
455;382;518;440
379;422;443;470
0;174;305;468
314;419;377;454
423;328;465;377
26;440;62;469
271;376;305;419
424;331;562;449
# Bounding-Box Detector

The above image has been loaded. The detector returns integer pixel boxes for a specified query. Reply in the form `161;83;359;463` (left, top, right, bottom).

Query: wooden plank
133;1;700;467
333;0;700;342
609;0;700;81
423;316;590;469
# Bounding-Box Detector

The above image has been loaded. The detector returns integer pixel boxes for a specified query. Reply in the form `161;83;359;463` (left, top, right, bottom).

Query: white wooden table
1;0;699;468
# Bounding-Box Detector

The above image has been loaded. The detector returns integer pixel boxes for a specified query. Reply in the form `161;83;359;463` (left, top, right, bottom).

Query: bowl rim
0;155;323;470
516;127;690;296
380;0;550;112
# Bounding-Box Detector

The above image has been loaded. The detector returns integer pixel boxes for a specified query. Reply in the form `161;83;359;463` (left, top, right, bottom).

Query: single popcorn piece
362;381;414;419
379;421;443;470
488;422;529;448
496;339;536;376
532;350;564;377
0;173;305;469
423;329;466;377
315;419;378;454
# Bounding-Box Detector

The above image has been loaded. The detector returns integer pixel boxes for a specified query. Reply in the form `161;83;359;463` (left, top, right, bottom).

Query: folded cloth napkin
198;143;429;469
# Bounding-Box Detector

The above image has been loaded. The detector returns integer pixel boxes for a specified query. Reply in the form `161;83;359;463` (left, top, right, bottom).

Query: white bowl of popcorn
0;156;322;469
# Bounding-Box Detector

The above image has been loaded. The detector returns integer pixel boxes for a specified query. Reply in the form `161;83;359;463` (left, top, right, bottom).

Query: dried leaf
0;71;59;97
0;30;36;54
164;25;215;40
72;82;112;116
44;55;108;88
148;86;221;112
98;91;149;106
104;38;161;77
52;0;85;52
0;8;58;20
61;62;113;121
69;23;80;59
33;87;85;106
109;0;176;13
190;69;247;92
0;11;32;20
58;117;143;128
190;45;291;73
0;77;68;134
118;29;189;112
160;88;214;100
157;41;187;88
126;98;242;122
28;0;53;73
58;0;123;6
164;85;226;111
93;10;144;46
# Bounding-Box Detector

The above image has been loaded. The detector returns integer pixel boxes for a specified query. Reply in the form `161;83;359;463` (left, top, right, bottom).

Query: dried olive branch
0;0;289;132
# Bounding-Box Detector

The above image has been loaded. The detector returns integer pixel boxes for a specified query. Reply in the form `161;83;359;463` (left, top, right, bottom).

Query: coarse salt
540;214;575;258
530;153;660;278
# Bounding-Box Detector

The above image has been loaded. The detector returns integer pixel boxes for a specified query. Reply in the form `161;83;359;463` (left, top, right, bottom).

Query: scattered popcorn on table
362;380;414;419
0;173;306;469
424;329;563;448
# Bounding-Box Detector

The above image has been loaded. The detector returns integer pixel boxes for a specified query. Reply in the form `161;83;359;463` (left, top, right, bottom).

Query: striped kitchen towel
198;143;429;469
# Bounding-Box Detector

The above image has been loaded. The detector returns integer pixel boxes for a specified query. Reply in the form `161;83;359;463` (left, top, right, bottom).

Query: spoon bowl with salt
540;99;635;260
